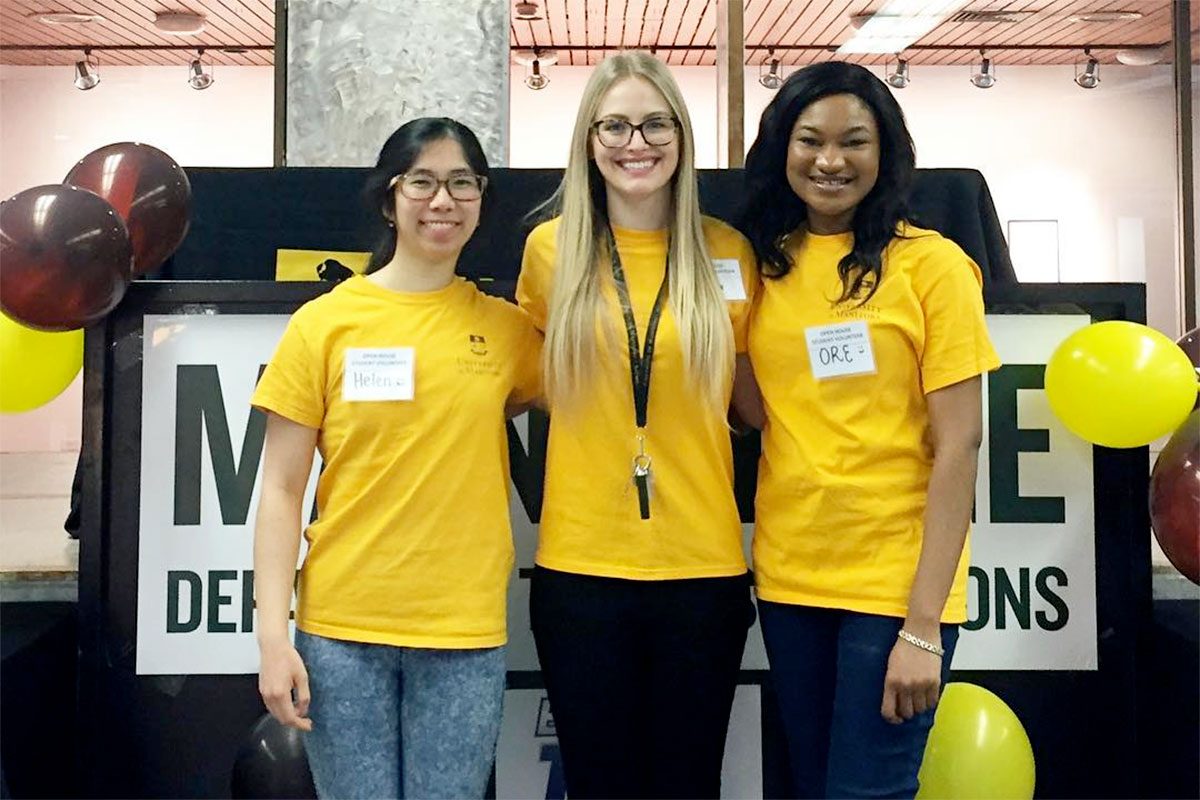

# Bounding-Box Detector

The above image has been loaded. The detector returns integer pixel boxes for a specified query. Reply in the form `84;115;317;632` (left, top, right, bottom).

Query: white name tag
343;347;415;401
805;321;876;379
713;259;747;301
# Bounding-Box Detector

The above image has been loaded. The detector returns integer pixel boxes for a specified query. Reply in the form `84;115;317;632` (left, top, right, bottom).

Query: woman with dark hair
737;61;1001;798
251;117;540;799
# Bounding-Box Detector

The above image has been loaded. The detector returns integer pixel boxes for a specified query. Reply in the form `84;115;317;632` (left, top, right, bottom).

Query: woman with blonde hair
517;51;758;798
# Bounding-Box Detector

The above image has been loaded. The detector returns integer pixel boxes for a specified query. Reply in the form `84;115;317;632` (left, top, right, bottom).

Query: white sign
136;314;317;675
955;314;1098;670
135;312;1099;677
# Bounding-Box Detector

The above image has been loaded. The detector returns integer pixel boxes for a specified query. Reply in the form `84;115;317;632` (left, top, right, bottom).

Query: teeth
621;160;656;170
423;221;457;228
812;177;851;185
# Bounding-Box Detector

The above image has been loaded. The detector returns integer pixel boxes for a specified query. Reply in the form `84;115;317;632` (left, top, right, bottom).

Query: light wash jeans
294;629;506;800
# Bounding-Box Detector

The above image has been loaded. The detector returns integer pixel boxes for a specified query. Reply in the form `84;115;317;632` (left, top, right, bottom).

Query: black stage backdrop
163;167;1017;289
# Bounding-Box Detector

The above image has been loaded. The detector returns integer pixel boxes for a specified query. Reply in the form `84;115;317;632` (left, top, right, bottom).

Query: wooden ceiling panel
684;0;715;66
3;0;1192;69
0;0;273;66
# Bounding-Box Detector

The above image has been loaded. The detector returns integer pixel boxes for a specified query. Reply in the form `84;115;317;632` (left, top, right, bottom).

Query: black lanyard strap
606;226;669;430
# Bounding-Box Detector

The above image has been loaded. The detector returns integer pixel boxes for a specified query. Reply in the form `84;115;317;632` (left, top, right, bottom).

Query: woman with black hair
736;62;1000;798
251;117;540;799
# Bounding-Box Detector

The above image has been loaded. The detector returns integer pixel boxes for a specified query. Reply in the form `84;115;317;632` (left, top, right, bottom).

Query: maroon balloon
1150;409;1200;585
0;185;132;331
64;142;191;275
1177;326;1200;367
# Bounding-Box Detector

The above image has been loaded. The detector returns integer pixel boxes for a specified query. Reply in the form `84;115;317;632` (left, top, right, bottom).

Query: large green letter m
174;365;267;526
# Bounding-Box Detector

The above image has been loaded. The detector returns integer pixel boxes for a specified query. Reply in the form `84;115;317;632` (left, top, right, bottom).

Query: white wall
0;61;1192;453
0;64;274;452
511;63;1188;343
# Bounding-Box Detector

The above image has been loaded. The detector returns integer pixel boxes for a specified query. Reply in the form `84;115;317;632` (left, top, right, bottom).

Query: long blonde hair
538;51;732;414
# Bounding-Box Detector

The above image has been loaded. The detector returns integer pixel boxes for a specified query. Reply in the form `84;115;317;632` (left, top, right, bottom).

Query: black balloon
230;713;317;799
64;142;191;275
0;184;132;331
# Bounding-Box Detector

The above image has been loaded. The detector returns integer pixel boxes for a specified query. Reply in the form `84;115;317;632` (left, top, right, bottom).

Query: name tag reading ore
343;347;415;401
804;320;877;379
713;259;748;301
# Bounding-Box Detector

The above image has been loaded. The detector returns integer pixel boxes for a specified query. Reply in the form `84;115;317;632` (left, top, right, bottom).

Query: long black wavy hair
740;61;915;303
362;117;491;274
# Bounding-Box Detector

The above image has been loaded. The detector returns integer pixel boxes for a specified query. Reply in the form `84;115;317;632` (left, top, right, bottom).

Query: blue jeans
758;602;959;800
293;629;506;800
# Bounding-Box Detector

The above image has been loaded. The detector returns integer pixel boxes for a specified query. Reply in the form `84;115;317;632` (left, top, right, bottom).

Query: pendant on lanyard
607;226;669;520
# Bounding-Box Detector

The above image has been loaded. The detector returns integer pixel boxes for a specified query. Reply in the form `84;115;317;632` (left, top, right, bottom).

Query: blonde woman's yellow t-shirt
749;225;1001;623
517;216;758;580
251;275;542;648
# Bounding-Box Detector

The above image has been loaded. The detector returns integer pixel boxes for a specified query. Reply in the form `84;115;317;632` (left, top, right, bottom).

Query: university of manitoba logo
469;334;488;356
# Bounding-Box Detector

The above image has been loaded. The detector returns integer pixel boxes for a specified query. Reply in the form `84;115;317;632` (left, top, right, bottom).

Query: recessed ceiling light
1115;45;1167;66
1068;11;1143;23
154;11;206;35
31;12;105;25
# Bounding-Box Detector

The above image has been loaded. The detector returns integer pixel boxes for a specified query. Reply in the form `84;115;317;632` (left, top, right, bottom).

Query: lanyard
606;226;669;519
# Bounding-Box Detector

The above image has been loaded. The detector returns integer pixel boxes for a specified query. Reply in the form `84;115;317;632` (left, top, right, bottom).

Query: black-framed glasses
591;116;679;148
389;171;487;201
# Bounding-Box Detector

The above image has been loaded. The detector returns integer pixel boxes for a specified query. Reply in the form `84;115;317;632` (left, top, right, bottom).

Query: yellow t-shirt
749;225;1001;623
517;216;758;579
251;275;542;648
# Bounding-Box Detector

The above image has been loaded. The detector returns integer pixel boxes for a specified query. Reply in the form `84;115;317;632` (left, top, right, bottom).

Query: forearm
904;443;980;632
731;353;765;431
253;486;304;646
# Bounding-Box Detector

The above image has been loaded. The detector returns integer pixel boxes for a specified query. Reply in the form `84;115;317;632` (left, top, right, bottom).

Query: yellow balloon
0;311;84;414
1044;320;1198;448
918;683;1035;800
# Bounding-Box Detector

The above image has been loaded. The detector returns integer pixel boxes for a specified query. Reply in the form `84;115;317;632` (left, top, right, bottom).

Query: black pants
530;565;755;799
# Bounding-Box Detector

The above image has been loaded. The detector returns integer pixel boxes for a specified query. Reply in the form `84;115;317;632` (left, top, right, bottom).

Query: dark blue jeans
758;601;959;800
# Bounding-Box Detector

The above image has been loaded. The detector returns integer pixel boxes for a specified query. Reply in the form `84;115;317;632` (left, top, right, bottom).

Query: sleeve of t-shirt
729;232;761;354
509;305;544;405
250;311;325;429
516;225;552;332
917;240;1002;395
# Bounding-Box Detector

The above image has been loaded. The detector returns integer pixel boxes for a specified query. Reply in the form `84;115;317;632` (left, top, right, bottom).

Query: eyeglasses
591;116;679;148
389;172;487;201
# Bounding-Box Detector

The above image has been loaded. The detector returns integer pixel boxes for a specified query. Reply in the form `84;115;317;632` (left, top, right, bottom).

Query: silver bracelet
897;629;945;657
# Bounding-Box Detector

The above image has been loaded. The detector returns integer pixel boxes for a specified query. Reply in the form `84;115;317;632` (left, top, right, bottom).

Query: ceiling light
154;11;206;35
525;59;549;90
758;49;782;90
73;49;100;90
514;1;543;20
31;12;105;25
188;50;214;90
1115;45;1166;66
513;48;558;66
838;0;968;54
1074;50;1100;89
970;50;996;89
1068;11;1143;23
886;57;910;88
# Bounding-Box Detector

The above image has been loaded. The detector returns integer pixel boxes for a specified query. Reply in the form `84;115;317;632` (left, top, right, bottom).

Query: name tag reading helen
343;347;415;401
